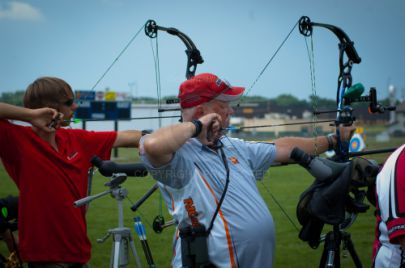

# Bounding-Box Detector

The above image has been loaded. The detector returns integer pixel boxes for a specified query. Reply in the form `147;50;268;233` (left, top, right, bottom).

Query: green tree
240;95;269;103
309;94;335;108
0;91;25;106
274;94;307;107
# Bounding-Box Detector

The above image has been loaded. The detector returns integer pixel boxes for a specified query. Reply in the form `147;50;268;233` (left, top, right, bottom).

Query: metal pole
114;120;118;158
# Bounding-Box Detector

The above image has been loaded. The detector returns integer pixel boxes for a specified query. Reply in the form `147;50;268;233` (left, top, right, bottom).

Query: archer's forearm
274;136;332;162
143;122;196;163
0;102;34;121
113;130;143;148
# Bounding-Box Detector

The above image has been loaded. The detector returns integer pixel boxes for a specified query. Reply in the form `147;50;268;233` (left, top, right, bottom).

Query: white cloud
0;1;43;21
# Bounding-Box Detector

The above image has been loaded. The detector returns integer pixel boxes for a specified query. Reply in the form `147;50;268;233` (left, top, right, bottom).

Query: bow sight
313;83;397;126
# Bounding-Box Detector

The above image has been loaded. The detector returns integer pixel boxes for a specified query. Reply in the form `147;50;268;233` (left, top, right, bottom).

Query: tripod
319;225;362;268
74;173;142;268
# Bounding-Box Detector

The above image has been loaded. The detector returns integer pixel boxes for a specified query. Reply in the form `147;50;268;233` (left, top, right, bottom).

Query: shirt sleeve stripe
196;169;237;268
394;147;405;216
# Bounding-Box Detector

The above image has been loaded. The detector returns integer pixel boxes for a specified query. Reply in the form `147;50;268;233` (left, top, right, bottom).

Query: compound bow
298;16;396;162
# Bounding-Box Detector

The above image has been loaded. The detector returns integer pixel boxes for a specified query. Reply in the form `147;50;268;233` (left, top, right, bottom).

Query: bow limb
143;19;205;226
298;16;362;161
145;19;204;80
144;19;204;114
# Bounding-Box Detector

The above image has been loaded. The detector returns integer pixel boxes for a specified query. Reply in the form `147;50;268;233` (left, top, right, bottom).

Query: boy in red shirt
0;77;142;268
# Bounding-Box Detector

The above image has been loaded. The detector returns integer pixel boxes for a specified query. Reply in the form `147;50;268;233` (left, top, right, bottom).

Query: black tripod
319;225;362;268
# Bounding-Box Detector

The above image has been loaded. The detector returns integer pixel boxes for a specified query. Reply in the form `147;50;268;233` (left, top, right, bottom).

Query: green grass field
0;136;403;267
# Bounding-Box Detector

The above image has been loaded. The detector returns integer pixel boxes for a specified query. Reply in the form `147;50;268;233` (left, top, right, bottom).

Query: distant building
231;100;394;138
388;102;405;136
240;116;334;137
233;101;389;123
233;101;310;119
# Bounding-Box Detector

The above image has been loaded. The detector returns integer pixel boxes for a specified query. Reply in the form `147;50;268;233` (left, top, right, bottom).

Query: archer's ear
194;105;205;118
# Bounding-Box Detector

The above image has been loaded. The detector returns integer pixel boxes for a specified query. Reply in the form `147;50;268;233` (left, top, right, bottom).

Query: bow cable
304;35;319;155
91;24;144;91
237;20;300;107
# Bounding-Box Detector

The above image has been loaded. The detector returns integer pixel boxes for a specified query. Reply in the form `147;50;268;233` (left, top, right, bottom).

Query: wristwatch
191;119;203;137
141;129;152;136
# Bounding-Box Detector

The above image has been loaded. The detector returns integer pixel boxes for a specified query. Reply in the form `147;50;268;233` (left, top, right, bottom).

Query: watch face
142;129;152;136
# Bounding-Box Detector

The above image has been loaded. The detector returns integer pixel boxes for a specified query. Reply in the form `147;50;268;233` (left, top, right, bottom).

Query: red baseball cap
178;73;245;108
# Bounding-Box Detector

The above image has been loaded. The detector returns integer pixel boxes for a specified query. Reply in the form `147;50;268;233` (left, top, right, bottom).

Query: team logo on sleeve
183;197;202;227
229;156;239;165
67;151;78;160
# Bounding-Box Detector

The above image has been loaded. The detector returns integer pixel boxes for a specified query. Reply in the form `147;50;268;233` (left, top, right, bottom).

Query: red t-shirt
0;119;117;263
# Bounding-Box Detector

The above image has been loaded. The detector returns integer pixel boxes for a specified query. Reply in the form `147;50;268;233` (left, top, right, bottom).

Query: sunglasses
62;99;74;107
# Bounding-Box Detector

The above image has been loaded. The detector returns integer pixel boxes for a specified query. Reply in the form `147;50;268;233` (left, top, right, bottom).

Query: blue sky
0;0;404;101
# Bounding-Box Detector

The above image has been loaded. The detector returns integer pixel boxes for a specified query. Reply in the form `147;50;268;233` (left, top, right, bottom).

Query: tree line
1;91;390;109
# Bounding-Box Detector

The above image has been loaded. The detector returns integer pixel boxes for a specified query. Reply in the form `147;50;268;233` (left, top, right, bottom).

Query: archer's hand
30;108;63;132
338;125;356;142
197;113;223;146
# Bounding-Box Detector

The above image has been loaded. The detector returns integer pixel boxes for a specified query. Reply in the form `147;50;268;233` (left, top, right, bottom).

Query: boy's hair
24;77;73;109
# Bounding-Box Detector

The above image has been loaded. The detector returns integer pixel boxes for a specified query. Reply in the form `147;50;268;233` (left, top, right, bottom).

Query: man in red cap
140;72;354;267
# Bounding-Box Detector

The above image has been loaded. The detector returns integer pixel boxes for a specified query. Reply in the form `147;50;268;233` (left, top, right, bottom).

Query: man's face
203;99;234;128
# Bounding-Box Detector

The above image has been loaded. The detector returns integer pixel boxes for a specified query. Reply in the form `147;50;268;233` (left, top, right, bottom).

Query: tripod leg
319;232;335;268
332;227;341;268
319;230;341;268
110;241;115;268
112;234;122;268
129;237;142;268
343;233;363;268
334;242;340;268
